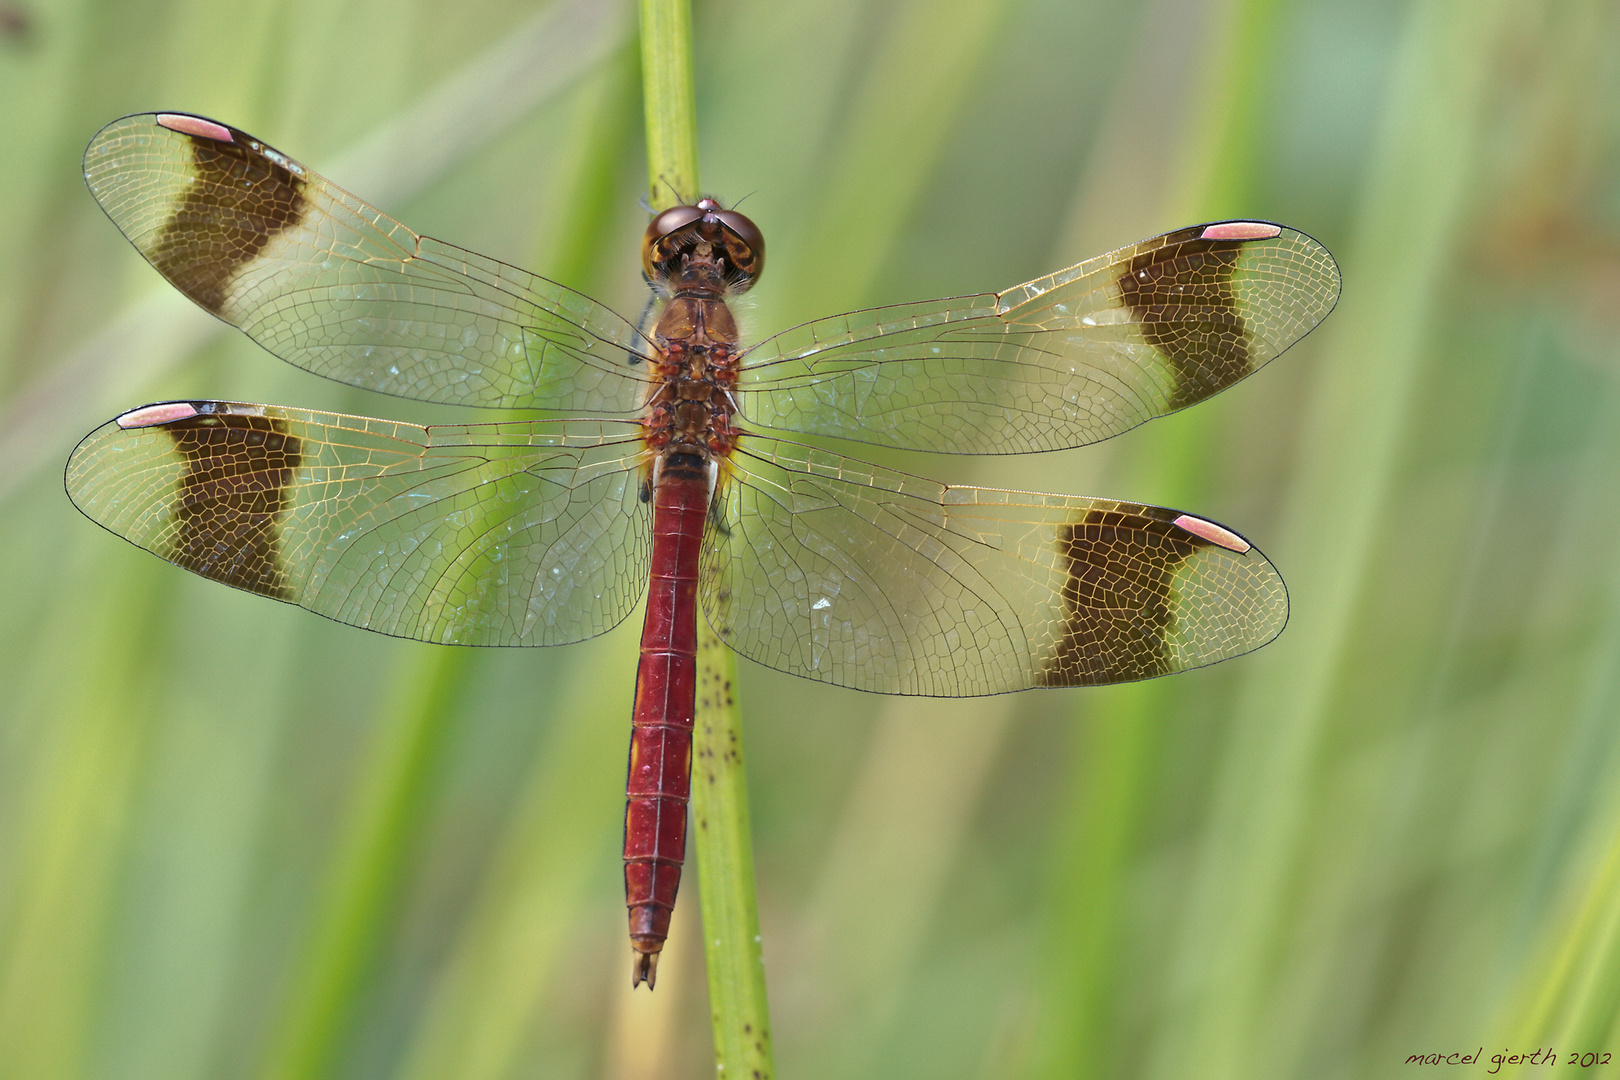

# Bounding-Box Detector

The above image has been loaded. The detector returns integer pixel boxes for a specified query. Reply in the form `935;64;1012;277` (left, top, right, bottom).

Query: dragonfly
67;112;1339;988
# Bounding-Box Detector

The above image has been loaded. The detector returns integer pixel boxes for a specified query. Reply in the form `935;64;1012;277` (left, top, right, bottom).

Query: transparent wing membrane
66;403;650;646
83;113;652;413
73;113;1332;693
703;435;1288;695
737;222;1338;454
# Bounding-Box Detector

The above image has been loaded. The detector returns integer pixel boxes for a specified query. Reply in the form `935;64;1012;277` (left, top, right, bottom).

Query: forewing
737;222;1339;454
66;402;650;646
83;113;651;412
703;436;1286;695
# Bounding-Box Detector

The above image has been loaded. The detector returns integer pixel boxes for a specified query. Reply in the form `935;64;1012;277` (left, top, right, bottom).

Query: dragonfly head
642;198;765;293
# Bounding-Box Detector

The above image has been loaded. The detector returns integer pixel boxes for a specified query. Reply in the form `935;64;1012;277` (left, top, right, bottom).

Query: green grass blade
394;637;636;1080
1153;1;1518;1076
638;0;699;205
1503;335;1620;1052
1028;0;1285;1072
693;621;774;1075
765;0;1017;325
260;648;471;1080
0;0;626;507
0;559;172;1080
639;0;775;1072
392;52;644;1079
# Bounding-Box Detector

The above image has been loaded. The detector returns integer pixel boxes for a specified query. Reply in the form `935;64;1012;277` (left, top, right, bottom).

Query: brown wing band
145;125;309;315
161;411;303;598
1039;507;1213;686
1117;234;1249;410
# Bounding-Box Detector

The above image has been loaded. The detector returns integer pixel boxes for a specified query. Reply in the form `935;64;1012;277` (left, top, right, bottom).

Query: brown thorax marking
640;205;764;464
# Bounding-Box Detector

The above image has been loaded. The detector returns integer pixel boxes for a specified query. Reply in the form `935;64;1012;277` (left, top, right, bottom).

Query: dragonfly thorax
643;236;746;463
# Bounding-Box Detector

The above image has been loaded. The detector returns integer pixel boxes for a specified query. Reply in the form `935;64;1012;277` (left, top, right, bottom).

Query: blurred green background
3;0;1620;1076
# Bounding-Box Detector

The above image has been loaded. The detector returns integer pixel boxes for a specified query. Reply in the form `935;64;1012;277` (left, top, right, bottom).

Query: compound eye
641;205;705;275
711;209;765;285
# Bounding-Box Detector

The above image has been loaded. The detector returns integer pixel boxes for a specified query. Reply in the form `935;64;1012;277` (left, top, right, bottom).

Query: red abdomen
624;457;709;988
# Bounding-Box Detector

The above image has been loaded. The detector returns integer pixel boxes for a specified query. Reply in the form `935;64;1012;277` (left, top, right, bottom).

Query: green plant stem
693;621;774;1076
639;1;775;1074
638;0;699;205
